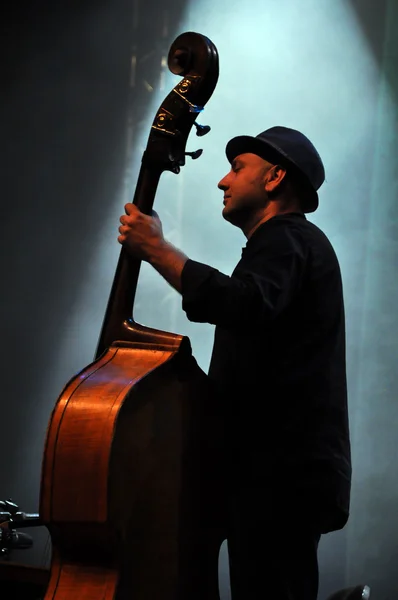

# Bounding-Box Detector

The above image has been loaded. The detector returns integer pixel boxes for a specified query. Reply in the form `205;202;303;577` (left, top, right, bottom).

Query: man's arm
181;223;309;328
118;203;188;293
118;204;308;329
144;239;188;294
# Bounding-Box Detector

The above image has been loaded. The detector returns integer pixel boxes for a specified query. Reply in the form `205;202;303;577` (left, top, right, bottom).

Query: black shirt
181;213;351;532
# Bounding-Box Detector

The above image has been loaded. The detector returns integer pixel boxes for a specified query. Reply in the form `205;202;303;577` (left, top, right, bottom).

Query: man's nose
218;175;228;190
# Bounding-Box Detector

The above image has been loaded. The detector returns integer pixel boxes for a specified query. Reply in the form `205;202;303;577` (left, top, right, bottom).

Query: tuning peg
193;122;211;137
185;149;203;160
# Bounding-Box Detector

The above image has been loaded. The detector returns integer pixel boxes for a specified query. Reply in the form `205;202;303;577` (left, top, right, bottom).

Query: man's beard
222;199;267;229
222;205;247;227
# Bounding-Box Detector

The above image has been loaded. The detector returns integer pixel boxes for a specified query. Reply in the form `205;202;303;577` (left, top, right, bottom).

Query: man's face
218;153;272;227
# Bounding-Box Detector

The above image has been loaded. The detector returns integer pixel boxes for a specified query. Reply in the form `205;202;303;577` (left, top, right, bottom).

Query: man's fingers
123;204;158;221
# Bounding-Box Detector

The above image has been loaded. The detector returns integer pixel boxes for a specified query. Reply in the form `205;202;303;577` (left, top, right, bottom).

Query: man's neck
244;204;303;239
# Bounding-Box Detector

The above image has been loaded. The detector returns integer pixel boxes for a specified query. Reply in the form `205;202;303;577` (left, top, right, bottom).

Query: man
118;126;351;600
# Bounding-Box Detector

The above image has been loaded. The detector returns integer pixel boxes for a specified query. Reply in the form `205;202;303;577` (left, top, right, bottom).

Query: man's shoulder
273;213;335;248
254;213;329;245
253;213;341;265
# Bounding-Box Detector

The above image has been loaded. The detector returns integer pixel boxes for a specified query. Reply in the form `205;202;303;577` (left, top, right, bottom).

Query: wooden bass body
40;333;225;600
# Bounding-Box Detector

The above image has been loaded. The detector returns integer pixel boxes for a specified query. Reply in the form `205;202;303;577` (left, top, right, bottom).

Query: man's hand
118;203;164;262
117;202;188;293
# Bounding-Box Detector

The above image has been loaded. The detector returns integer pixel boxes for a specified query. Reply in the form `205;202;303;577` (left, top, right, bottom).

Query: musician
118;126;351;600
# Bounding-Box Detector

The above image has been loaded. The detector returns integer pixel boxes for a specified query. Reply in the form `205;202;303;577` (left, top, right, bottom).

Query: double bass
39;32;225;599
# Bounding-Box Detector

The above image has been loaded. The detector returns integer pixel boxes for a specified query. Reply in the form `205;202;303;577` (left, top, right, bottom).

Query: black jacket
181;212;351;532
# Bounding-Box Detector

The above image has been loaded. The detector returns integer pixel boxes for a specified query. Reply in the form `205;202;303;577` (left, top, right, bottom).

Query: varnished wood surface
41;344;177;524
40;337;226;599
44;553;118;600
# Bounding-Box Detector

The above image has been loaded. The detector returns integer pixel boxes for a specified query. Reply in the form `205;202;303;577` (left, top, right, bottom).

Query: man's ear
264;165;287;193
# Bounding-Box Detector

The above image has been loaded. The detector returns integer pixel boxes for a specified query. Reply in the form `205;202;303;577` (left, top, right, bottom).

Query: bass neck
94;165;162;358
